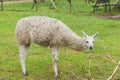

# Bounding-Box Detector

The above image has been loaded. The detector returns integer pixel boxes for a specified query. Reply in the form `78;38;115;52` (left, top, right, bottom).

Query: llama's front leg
19;45;30;76
51;47;58;78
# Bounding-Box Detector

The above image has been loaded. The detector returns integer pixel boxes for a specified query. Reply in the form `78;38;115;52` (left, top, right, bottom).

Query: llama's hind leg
19;44;30;76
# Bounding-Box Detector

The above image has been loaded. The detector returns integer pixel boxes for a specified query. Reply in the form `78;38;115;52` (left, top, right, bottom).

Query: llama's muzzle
89;46;93;50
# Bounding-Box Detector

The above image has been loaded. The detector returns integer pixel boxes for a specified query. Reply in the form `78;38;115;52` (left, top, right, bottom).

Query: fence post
31;0;37;11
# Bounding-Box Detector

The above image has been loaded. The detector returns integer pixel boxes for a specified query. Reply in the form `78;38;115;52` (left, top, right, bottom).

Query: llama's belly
29;27;51;46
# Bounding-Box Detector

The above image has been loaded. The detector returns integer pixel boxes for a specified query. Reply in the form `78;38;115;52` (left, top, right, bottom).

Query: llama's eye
86;41;88;43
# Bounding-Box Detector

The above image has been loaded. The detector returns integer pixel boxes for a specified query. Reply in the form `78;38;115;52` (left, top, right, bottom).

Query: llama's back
15;16;79;47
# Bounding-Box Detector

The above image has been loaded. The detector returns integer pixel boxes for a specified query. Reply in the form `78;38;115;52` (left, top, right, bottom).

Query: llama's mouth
89;47;93;50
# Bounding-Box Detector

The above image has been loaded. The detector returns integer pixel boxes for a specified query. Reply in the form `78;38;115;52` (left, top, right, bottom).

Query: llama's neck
57;24;88;51
67;38;88;51
58;27;87;51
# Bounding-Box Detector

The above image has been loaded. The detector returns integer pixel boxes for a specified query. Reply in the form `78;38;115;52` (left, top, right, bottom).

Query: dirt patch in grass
109;15;120;20
0;78;9;80
100;13;120;20
3;0;32;4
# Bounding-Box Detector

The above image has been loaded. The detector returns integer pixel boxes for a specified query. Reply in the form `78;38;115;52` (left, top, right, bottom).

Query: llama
15;16;98;77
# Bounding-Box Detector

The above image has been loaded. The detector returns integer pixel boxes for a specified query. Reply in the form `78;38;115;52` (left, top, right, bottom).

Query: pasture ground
0;0;120;80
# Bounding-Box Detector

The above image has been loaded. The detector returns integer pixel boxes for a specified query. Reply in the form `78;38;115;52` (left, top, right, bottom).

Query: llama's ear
92;32;98;39
81;31;88;38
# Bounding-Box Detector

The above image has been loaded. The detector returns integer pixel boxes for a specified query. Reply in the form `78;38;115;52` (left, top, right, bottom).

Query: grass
0;0;120;80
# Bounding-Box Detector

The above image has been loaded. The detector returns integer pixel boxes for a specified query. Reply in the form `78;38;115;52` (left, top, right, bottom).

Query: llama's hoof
55;75;59;80
24;71;29;76
55;74;59;78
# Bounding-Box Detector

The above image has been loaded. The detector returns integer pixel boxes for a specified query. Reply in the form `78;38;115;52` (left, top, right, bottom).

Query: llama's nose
89;46;93;50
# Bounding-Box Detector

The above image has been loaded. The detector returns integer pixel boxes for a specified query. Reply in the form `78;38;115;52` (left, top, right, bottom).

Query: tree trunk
40;0;45;2
0;0;3;11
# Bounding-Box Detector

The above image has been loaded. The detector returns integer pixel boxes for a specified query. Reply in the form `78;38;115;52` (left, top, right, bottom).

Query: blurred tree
50;0;56;9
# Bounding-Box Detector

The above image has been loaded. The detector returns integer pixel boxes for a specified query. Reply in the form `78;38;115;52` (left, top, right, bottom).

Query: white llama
15;16;98;77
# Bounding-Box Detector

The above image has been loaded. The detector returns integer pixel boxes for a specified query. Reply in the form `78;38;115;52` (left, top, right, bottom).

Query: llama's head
82;31;98;50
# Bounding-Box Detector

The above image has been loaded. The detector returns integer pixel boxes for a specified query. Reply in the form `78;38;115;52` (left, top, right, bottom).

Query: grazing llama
15;16;98;77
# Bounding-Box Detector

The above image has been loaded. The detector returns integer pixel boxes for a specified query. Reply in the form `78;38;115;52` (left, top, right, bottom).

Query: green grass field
0;0;120;80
